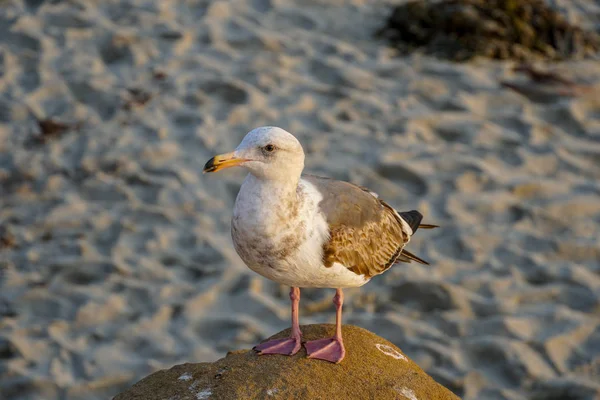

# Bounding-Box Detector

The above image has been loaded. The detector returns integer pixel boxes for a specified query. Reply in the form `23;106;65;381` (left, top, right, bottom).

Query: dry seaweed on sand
122;87;154;110
500;63;594;100
0;225;17;249
36;118;70;140
377;0;600;61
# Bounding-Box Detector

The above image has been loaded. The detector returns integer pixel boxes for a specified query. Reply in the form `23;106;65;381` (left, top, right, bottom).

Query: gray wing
303;175;414;278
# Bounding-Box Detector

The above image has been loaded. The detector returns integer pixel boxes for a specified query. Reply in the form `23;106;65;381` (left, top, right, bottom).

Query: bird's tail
398;211;439;233
399;210;423;232
397;210;438;265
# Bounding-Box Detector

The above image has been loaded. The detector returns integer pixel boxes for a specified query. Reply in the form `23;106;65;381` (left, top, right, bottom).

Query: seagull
203;126;437;363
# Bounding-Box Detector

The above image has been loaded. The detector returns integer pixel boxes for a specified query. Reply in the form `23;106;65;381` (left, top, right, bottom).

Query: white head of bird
203;126;305;182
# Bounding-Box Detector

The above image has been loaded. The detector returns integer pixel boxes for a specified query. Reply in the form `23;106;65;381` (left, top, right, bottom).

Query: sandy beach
1;0;600;399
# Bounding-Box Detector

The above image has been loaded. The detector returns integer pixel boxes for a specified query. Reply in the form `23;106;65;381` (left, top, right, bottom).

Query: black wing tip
401;249;430;265
419;223;439;229
399;210;423;232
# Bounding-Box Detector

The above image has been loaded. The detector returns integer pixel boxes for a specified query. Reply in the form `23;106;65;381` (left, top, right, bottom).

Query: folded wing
303;175;420;279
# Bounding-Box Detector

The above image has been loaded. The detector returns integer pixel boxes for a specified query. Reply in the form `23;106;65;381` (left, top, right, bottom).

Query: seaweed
378;0;600;61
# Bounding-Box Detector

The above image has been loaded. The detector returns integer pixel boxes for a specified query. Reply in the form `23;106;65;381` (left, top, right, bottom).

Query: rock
113;324;460;400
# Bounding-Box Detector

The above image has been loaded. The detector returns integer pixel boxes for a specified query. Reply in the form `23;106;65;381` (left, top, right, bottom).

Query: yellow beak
203;151;248;173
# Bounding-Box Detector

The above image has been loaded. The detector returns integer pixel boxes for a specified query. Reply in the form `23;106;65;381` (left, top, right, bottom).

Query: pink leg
305;288;346;363
254;287;302;356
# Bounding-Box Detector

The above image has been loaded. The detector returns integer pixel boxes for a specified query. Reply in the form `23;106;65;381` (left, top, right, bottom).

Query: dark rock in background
378;0;600;61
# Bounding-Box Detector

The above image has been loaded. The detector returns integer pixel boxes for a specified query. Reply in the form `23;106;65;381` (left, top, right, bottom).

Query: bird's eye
264;144;275;152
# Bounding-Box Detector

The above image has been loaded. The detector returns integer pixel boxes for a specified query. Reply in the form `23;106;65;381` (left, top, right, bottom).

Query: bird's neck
234;173;301;226
243;173;299;202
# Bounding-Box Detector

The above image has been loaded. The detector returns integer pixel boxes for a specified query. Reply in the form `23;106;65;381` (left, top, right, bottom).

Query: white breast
232;177;370;288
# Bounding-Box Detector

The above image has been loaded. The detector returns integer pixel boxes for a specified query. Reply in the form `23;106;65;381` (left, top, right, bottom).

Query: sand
0;0;599;399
